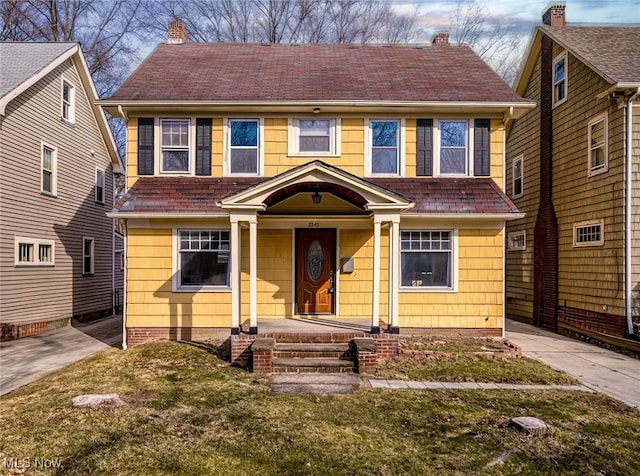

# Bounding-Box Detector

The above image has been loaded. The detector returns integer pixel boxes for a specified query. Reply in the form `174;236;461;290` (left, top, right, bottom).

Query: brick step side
271;357;355;374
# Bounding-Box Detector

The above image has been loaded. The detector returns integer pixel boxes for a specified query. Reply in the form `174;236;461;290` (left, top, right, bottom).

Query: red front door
296;229;335;314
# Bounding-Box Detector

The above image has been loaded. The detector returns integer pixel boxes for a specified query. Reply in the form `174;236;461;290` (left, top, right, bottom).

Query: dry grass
1;342;638;475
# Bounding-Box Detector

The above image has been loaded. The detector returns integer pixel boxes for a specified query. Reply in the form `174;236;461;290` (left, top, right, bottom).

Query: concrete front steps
272;342;355;373
231;331;399;374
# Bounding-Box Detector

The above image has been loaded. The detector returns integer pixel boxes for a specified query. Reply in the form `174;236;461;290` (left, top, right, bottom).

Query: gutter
625;87;640;336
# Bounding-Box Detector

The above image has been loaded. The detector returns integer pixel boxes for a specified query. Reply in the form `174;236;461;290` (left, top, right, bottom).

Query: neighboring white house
0;42;123;340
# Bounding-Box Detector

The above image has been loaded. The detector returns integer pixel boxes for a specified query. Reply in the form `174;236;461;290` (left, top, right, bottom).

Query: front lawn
1;342;638;475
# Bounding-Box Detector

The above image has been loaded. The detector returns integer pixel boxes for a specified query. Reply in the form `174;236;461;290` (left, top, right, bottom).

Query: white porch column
249;218;258;334
371;217;382;334
388;216;401;333
230;217;241;334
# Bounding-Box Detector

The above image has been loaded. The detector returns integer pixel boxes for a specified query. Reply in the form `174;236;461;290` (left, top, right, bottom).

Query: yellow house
102;23;533;347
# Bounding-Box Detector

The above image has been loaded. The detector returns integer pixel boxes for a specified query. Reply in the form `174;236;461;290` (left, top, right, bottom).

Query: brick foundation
1;317;70;342
126;327;231;346
397;327;502;338
558;306;627;337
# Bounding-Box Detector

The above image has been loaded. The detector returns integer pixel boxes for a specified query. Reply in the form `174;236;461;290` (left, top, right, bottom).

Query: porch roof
115;176;519;216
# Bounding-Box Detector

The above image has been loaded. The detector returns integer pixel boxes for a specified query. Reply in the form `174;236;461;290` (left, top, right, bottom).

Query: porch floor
246;318;377;334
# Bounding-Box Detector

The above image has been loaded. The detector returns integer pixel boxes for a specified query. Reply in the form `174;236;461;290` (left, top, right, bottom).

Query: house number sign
307;240;324;281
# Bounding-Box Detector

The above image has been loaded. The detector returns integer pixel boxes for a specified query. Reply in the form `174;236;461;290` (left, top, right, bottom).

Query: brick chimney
542;2;566;27
168;20;188;44
432;32;449;44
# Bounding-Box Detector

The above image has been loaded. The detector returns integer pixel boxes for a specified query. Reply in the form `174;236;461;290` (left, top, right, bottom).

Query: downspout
122;220;128;349
501;108;512;340
625;88;640;336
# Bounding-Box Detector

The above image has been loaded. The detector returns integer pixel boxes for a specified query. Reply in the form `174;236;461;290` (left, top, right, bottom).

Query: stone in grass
510;416;548;435
72;393;125;407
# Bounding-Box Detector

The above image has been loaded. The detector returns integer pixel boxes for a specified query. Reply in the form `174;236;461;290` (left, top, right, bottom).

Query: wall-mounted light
312;191;322;204
312;107;321;114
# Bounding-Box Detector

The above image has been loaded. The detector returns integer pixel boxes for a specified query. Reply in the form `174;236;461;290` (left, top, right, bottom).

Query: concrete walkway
506;319;640;410
0;316;122;396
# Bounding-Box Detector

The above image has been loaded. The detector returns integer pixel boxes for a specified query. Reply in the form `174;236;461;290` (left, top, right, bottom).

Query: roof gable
107;42;530;106
0;41;123;173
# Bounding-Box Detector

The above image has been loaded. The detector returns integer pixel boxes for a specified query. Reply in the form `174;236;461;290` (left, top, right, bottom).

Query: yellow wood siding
399;229;504;329
126;227;232;328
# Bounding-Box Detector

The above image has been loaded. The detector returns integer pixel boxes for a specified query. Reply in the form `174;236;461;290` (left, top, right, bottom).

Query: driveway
0;316;122;396
506;319;640;410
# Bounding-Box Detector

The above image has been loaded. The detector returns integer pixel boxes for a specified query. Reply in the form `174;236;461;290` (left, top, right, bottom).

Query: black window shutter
474;119;490;176
137;118;154;175
195;118;212;176
416;119;433;176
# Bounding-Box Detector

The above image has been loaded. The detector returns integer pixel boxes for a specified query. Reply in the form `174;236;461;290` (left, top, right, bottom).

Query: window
439;120;468;174
120;252;125;271
400;231;453;289
588;114;608;175
291;119;338;155
161;119;190;172
553;54;567;106
62;79;75;122
83;237;95;275
508;231;526;251
178;230;230;288
370;120;400;175
95;169;105;203
41;144;56;195
513;155;523;198
228;119;259;175
15;237;55;266
574;220;604;247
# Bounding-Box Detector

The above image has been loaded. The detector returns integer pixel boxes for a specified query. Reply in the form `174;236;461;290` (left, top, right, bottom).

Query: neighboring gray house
0;42;123;340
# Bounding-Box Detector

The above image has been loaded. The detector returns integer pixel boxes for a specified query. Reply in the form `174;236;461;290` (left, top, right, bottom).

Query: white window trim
573;219;604;247
14;237;55;267
172;228;232;292
157;117;194;175
364;118;405;177
552;52;568;108
398;228;458;293
433;119;474;177
588;112;608;177
61;76;75;123
95;167;105;204
223;118;264;177
512;155;524;198
507;230;526;252
287;118;341;157
41;142;57;196
82;237;95;275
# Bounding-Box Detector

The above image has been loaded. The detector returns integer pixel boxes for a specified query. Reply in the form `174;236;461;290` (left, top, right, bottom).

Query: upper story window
15;237;55;266
138;118;212;177
512;155;523;198
290;119;339;156
416;119;489;177
161;119;190;173
400;230;453;289
177;230;230;289
368;119;400;175
553;53;567;107
61;79;75;123
588;113;608;176
95;169;105;203
229;119;259;175
41;143;57;196
439;120;468;175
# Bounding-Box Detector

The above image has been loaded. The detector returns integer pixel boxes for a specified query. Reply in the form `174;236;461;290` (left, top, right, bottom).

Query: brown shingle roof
115;176;519;216
541;25;640;84
108;43;528;104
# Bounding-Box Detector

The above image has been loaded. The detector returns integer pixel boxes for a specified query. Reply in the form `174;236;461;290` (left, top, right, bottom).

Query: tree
450;0;524;84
